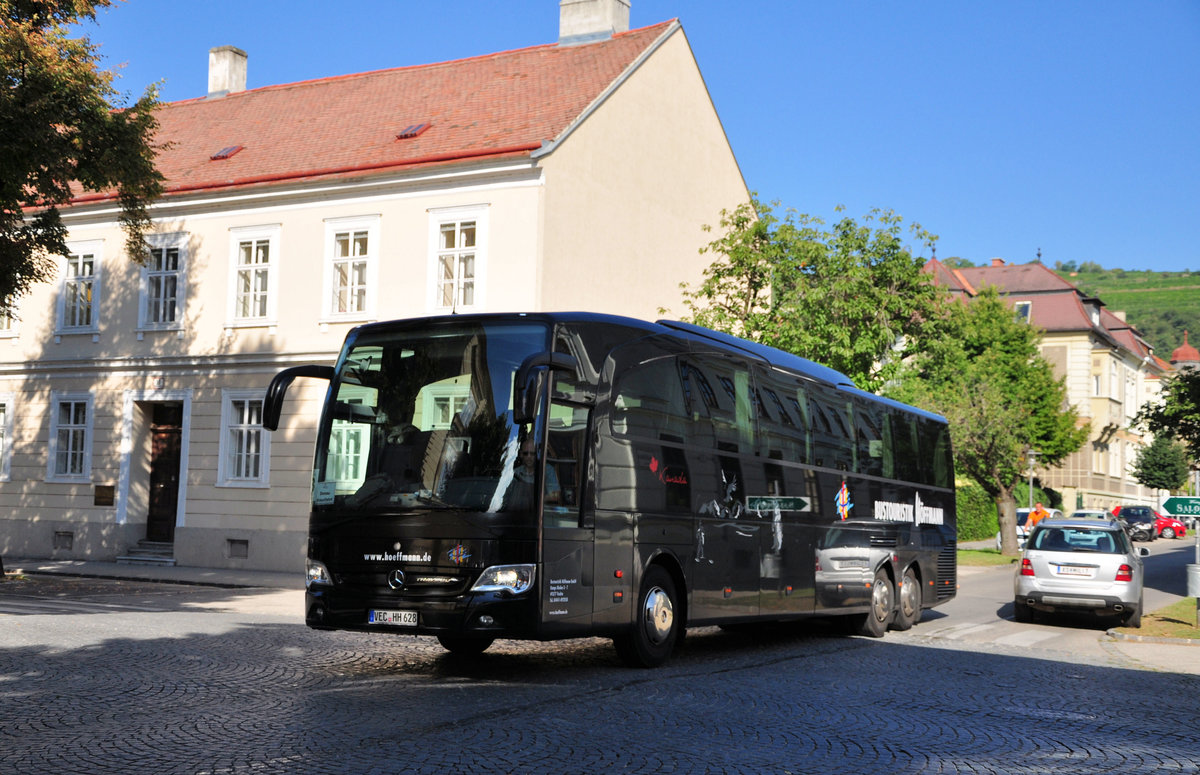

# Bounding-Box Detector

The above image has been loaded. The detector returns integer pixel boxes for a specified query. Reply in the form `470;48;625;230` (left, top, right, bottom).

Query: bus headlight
306;559;333;588
471;564;535;595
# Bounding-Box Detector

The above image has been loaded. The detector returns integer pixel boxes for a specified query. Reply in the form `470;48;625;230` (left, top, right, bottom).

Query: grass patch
1114;598;1200;640
958;548;1019;566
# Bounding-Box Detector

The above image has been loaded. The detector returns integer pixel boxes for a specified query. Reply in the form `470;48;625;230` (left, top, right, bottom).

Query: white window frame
322;215;380;322
217;389;270;487
56;240;103;334
1013;301;1031;322
428;205;488;313
0;393;13;481
0;296;18;339
139;232;188;331
227;225;280;327
47;391;94;482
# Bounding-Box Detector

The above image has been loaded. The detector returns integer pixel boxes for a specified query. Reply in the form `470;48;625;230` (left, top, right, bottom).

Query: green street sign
748;496;810;512
1161;497;1200;517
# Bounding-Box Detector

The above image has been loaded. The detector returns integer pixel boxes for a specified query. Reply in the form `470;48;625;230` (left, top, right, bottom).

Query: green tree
1135;369;1200;460
888;287;1090;555
0;0;162;314
1130;435;1191;493
672;199;945;392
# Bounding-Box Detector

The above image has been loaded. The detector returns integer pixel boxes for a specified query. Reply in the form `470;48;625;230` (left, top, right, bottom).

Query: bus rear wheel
851;568;893;638
614;565;680;668
436;634;495;656
892;566;922;631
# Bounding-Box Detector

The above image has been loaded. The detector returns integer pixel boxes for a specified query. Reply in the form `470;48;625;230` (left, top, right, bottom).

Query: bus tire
614;565;679;668
436;634;494;656
852;568;893;638
892;566;922;631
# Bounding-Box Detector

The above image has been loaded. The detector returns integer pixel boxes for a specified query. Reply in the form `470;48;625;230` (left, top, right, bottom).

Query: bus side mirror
263;364;334;431
513;352;578;425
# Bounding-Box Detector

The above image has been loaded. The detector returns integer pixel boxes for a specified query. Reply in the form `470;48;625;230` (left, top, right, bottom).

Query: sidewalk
3;558;299;590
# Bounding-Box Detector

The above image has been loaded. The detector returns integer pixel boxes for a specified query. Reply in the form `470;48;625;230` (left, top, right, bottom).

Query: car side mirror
1139;547;1151;557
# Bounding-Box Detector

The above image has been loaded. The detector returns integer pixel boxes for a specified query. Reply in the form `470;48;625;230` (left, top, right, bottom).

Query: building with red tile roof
0;1;750;571
926;257;1168;512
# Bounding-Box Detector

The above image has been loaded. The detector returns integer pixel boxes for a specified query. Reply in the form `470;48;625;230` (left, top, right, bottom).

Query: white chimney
208;45;247;98
559;0;630;45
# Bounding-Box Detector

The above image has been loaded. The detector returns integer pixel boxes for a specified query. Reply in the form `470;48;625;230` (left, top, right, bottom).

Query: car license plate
1054;564;1093;577
369;609;418;626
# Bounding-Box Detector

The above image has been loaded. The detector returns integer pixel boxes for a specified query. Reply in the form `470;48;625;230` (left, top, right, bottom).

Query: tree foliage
1135;368;1200;460
0;0;162;312
672;198;944;392
887;287;1091;554
1130;435;1191;493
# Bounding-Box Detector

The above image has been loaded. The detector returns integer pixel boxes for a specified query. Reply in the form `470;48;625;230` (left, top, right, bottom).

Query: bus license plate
369;609;418;626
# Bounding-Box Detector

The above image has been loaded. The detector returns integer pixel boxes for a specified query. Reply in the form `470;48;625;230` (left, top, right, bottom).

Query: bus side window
852;398;884;478
888;412;921;484
922;418;954;488
611;357;688;443
787;387;813;465
759;369;808;464
677;360;713;446
693;355;754;453
810;387;853;472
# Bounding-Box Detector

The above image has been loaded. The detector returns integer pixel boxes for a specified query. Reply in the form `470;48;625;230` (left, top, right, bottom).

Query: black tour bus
264;312;956;667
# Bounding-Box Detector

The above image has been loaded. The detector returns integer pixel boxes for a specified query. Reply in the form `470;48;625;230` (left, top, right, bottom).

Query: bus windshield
312;320;550;518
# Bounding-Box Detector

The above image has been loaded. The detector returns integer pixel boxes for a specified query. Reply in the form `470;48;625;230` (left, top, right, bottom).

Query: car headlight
471;564;535;595
306;559;333;588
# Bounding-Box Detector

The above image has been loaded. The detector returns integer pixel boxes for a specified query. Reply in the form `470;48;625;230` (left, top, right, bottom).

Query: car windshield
1030;527;1124;554
1122;507;1153;522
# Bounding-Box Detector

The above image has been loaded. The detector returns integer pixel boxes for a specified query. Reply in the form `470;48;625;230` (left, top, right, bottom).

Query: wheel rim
901;574;919;618
642;585;675;645
1164;528;1175;539
871;578;892;622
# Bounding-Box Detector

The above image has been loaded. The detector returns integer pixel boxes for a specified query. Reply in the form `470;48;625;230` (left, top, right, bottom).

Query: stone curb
1106;629;1200;646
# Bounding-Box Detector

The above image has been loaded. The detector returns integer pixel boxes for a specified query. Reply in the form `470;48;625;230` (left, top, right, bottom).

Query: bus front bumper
305;586;539;637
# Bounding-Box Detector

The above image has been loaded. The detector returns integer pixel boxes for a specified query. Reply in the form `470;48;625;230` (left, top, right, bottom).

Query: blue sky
82;1;1200;272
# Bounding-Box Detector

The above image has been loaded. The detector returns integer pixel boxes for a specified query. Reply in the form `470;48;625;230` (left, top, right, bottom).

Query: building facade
1;2;750;572
926;258;1169;512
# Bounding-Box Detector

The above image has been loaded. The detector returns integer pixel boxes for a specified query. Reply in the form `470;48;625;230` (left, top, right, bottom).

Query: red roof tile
74;21;677;202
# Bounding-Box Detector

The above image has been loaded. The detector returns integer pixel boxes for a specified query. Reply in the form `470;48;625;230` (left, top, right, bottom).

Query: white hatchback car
1013;517;1149;627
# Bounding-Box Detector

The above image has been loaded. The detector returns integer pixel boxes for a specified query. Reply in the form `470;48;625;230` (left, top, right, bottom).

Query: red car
1153;511;1187;539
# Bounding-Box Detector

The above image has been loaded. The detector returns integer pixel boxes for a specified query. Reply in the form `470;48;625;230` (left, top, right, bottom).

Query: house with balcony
0;0;749;571
926;258;1170;512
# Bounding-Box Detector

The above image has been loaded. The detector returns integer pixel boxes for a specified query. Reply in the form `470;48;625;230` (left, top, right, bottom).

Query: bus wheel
852;569;893;638
436;635;495;656
892;567;922;631
614;565;679;668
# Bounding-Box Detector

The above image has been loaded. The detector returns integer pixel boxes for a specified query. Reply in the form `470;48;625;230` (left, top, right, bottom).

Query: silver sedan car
1013;518;1149;627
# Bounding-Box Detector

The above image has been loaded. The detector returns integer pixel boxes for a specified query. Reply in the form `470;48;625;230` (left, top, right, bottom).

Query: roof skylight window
396;123;430;140
210;145;244;160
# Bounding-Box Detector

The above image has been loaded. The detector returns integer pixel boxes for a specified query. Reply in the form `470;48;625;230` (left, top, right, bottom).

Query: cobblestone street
2;575;1198;774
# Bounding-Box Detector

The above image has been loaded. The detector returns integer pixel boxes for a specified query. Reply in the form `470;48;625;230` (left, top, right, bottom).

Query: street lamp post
1027;448;1039;510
